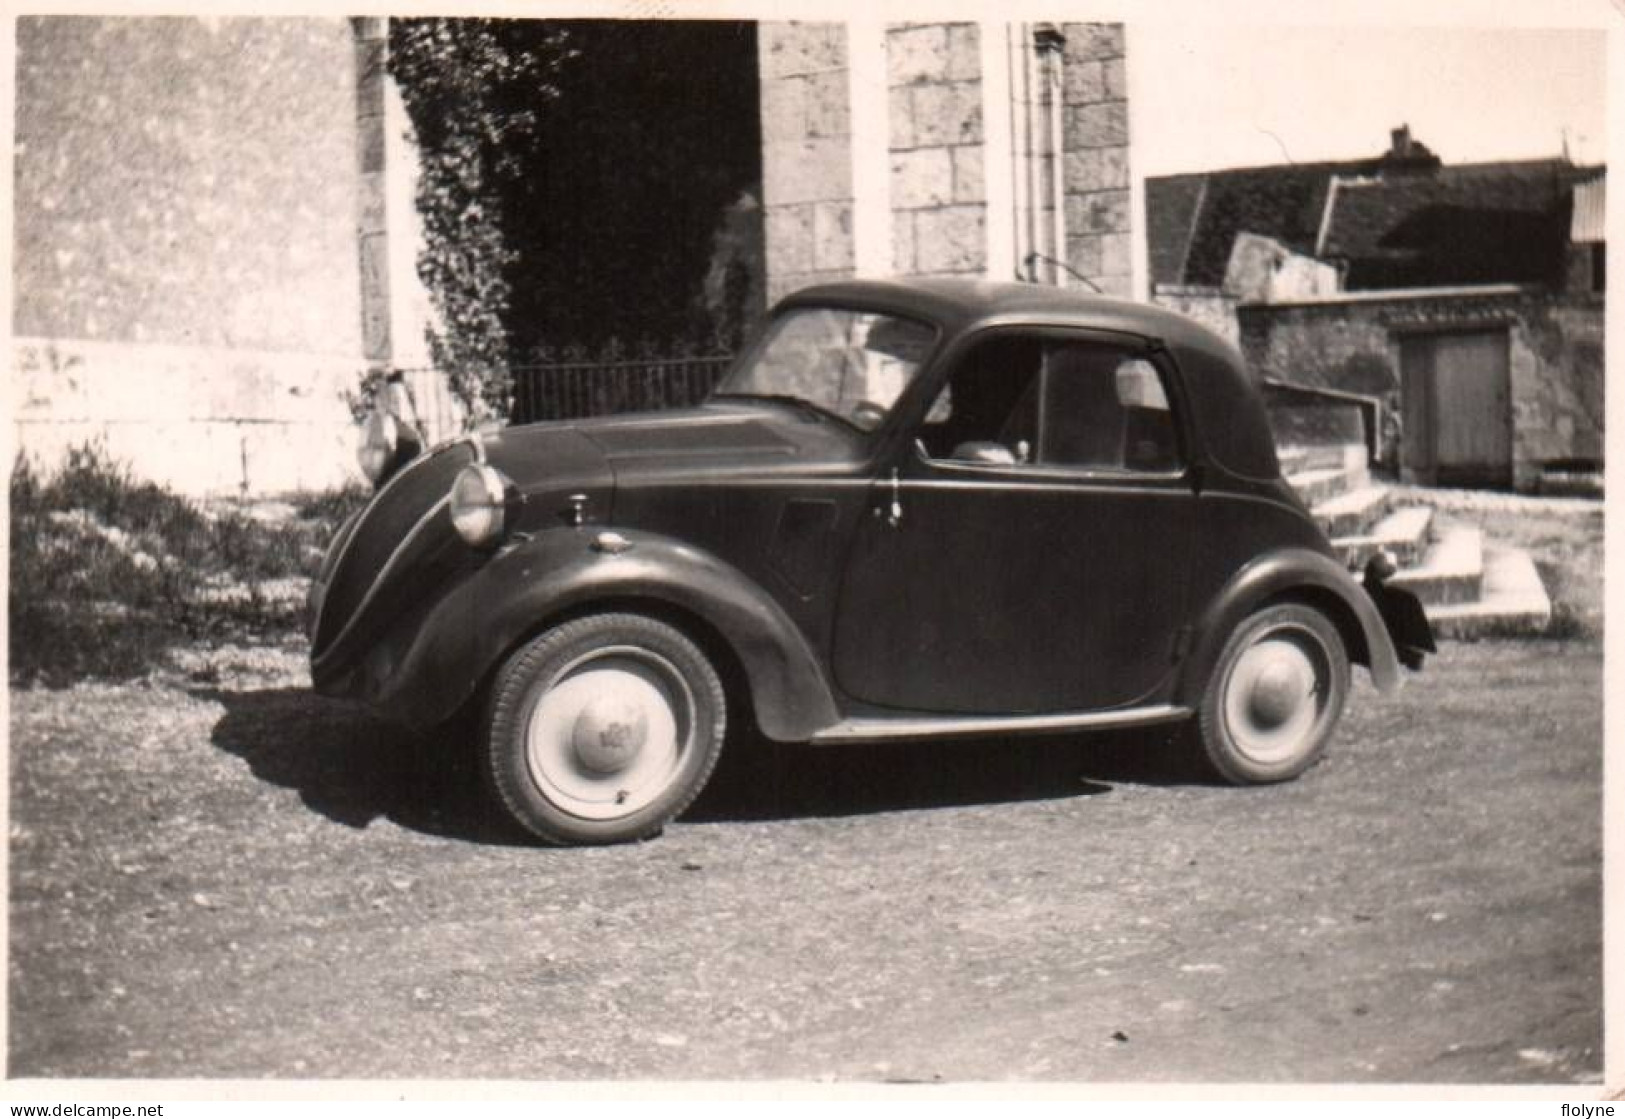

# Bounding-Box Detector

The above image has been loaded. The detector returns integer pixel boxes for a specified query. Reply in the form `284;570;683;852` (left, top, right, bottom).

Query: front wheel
1196;603;1350;784
483;613;726;845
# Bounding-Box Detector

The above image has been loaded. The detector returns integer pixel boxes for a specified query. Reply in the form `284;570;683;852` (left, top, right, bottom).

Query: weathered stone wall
15;17;361;353
1224;232;1340;303
760;21;1132;300
1060;23;1130;297
13;16;373;494
14;339;358;494
1150;286;1241;345
1528;298;1606;468
888;22;985;276
1238;289;1604;488
758;23;854;303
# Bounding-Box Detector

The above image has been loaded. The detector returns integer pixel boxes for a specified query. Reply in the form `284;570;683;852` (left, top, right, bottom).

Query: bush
290;483;371;527
10;445;365;687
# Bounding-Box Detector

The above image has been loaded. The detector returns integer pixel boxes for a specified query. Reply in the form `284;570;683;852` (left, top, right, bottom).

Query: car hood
493;400;864;485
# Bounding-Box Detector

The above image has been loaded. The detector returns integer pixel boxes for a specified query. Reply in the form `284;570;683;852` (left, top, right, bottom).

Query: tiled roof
1146;151;1603;291
1179;161;1361;288
1146;156;1379;287
1321;160;1586;289
1145;175;1205;287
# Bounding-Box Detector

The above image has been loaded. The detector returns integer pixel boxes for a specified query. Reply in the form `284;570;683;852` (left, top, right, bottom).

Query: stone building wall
758;23;854;304
13;340;362;494
1238;288;1604;488
12;15;378;495
14;17;362;354
759;20;1134;301
1224;232;1340;303
888;23;986;276
1060;23;1131;297
1150;287;1241;345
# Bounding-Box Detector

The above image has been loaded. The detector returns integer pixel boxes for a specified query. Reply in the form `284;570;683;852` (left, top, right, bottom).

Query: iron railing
394;352;738;442
510;355;735;425
399;367;465;446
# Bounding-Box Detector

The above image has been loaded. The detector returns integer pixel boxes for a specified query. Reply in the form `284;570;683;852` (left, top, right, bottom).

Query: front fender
1175;548;1402;707
365;526;842;740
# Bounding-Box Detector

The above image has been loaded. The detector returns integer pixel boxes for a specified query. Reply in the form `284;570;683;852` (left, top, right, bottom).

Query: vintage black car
311;278;1434;845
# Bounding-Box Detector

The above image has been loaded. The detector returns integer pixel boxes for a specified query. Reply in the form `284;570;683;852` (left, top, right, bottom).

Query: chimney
1379;124;1440;175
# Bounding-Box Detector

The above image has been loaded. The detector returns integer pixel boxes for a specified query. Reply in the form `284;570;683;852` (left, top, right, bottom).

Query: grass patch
289;483;371;527
10;445;366;687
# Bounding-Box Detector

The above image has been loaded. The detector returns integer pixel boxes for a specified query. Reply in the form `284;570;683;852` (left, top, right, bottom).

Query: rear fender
1175;548;1402;707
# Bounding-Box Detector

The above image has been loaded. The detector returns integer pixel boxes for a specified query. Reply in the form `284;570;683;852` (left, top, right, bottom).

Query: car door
831;329;1197;716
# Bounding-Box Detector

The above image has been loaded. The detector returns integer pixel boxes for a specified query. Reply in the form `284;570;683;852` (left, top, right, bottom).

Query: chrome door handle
883;468;903;527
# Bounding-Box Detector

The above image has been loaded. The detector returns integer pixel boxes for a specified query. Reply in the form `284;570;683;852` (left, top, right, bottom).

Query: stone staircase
1281;444;1553;639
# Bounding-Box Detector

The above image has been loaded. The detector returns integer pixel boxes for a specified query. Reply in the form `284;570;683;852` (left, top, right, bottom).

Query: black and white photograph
5;0;1613;1096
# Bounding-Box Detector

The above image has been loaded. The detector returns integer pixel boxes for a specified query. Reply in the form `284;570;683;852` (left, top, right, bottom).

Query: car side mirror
950;441;1017;466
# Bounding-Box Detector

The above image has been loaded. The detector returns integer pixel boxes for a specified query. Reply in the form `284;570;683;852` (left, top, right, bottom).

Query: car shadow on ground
199;685;527;846
202;685;1217;844
687;723;1213;823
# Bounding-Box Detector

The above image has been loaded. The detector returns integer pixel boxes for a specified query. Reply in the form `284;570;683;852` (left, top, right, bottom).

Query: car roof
781;276;1232;355
779;276;1280;482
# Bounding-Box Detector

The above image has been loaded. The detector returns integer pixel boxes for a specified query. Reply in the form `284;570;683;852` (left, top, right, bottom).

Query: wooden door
1399;329;1512;488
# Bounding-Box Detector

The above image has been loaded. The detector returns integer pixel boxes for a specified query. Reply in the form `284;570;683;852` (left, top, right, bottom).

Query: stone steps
1388;525;1484;606
1291;463;1372;508
1279;445;1352;476
1313;484;1390;538
1282;441;1552;640
1332;505;1435;569
1425;546;1553;638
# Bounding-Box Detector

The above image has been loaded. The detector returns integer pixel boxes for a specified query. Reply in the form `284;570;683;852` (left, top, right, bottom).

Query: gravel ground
8;633;1603;1084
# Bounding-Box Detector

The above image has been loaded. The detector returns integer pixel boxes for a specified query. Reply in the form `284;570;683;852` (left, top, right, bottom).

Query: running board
809;704;1192;744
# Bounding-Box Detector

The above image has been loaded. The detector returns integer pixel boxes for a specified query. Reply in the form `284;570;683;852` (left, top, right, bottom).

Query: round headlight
358;411;399;484
450;463;508;547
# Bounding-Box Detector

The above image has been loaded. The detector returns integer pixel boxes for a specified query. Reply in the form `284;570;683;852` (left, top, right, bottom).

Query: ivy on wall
385;19;762;423
386;19;577;420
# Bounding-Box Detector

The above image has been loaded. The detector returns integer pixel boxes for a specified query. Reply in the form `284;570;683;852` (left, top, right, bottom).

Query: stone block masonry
12;16;393;495
1239;289;1603;490
354;18;392;365
759;23;856;303
759;21;1132;300
14;339;361;495
1060;22;1131;296
889;22;987;277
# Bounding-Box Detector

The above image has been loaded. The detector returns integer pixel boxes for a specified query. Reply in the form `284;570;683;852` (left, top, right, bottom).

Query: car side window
917;336;1043;464
920;336;1181;472
1041;345;1180;472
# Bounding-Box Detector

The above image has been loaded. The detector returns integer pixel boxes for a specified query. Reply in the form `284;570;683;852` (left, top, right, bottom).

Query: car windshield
714;307;937;431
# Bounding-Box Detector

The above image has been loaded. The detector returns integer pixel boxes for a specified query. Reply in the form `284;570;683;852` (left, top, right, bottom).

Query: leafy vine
386;19;577;422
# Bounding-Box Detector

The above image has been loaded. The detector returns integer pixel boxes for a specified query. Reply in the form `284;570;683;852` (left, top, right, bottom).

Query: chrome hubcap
525;648;693;820
1224;631;1324;765
571;696;650;774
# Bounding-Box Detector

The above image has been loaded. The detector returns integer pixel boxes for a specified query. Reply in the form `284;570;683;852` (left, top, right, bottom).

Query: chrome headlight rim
450;462;511;548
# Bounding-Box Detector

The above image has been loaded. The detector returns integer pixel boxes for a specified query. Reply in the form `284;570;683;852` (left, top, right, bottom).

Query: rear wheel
483;613;726;845
1197;603;1349;784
